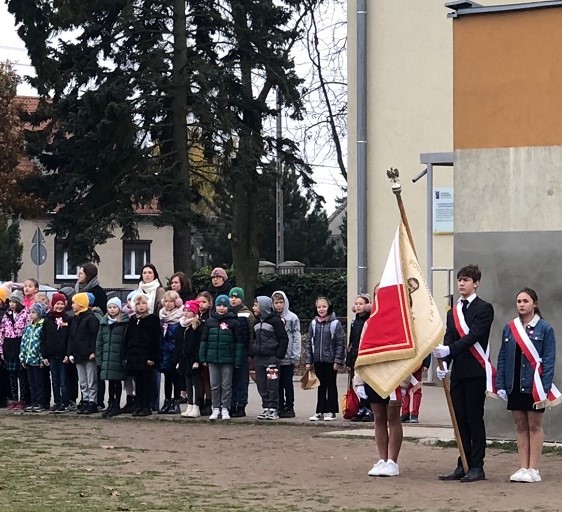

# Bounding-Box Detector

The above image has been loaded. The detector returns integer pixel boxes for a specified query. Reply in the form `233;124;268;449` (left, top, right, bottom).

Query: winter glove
356;385;368;400
433;344;450;359
436;362;449;381
497;389;508;402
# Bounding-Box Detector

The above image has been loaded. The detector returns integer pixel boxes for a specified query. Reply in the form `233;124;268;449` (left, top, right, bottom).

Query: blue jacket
496;317;556;395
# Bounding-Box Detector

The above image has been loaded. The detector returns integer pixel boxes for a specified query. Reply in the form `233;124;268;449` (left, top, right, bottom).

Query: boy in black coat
250;296;289;421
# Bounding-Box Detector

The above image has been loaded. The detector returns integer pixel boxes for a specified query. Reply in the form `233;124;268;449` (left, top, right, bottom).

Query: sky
0;3;345;215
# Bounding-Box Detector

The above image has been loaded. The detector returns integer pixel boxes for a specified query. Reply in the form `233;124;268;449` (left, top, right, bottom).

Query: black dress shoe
438;466;465;481
460;468;486;483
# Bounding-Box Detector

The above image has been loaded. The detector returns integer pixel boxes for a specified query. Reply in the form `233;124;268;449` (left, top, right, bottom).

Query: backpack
311;319;337;339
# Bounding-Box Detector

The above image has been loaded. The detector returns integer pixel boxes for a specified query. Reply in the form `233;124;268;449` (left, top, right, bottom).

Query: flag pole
386;168;469;473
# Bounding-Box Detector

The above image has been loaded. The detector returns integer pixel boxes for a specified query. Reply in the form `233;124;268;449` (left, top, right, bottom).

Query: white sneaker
187;405;201;418
527;468;541;482
309;413;323;421
323;413;337;421
209;408;221;421
379;459;399;477
221;407;230;420
266;408;279;420
257;409;269;420
181;404;193;418
510;468;529;482
368;459;387;477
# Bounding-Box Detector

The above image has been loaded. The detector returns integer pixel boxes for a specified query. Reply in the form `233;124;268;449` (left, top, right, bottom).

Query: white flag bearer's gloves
356;385;367;400
433;344;450;359
436;362;448;381
497;389;508;402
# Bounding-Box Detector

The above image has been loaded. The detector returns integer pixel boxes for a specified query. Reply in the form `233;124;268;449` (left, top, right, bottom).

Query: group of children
0;280;315;420
0;278;419;424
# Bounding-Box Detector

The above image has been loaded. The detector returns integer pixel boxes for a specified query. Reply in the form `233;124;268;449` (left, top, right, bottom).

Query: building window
55;241;79;281
123;241;151;283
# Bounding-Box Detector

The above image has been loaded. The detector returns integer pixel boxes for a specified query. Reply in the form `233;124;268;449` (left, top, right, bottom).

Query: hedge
191;268;347;320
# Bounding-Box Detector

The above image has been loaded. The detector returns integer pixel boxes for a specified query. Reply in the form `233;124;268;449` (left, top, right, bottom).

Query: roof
14;96;40;113
327;198;347;225
446;0;562;18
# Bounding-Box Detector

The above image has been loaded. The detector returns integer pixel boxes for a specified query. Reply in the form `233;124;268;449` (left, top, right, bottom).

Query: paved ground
244;373;456;441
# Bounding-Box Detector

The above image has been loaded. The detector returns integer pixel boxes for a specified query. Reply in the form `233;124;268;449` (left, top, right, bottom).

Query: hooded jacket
68;309;100;363
250;296;289;360
271;291;301;366
305;312;346;365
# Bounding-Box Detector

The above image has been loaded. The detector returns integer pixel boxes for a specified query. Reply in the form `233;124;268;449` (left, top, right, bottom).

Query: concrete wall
456;231;562;441
451;4;562;440
19;219;174;289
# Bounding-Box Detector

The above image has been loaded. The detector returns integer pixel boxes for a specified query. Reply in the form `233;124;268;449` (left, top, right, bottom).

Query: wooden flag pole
386;168;469;474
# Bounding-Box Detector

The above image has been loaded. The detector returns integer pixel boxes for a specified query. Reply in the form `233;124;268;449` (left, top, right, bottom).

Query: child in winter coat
0;286;10;407
68;292;100;415
176;300;203;418
251;296;289;420
229;287;255;418
158;290;184;415
120;290;138;413
305;296;346;421
196;291;213;415
271;290;301;418
96;297;129;418
0;290;30;410
199;294;243;421
20;302;49;412
123;293;161;416
347;293;373;422
41;292;71;412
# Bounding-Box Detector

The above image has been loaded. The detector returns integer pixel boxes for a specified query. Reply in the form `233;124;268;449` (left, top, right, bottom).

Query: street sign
31;227;47;270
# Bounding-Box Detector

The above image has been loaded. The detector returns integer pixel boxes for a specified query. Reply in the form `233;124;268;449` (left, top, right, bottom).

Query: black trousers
108;380;122;407
131;369;152;410
163;370;181;400
314;362;339;414
27;365;46;407
278;364;295;410
450;376;486;469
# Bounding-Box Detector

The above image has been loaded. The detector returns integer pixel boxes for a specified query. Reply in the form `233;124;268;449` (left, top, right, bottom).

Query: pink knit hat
183;300;200;315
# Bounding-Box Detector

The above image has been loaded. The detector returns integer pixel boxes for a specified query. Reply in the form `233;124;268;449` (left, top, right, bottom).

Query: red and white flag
356;222;444;397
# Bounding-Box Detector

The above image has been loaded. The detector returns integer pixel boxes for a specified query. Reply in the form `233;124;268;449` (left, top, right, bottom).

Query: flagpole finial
386;167;401;195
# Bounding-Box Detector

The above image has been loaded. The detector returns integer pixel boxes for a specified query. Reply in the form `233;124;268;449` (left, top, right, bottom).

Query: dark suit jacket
443;296;494;380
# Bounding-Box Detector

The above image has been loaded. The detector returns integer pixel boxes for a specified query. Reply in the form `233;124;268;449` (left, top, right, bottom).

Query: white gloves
356;385;368;400
436;362;448;381
497;389;508;402
433;344;451;359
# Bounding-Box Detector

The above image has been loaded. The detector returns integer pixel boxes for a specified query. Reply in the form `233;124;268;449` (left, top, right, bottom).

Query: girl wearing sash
496;288;557;483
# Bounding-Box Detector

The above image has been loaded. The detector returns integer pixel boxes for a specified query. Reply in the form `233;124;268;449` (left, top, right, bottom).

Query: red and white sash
452;302;497;396
508;318;561;409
